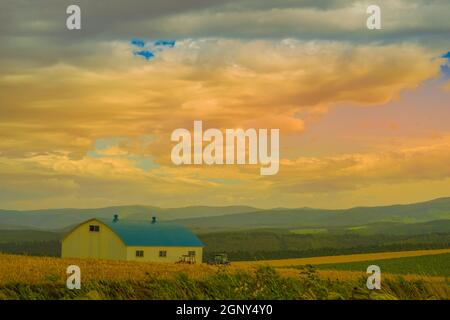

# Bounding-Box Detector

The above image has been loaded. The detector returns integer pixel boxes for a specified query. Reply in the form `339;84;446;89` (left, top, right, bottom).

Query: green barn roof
97;218;204;247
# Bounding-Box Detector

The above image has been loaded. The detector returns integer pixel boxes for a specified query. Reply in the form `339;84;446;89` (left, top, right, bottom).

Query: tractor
207;253;230;266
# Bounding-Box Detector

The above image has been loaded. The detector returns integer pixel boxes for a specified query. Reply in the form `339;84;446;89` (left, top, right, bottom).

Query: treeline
201;231;450;261
0;241;61;257
200;231;450;252
204;242;450;261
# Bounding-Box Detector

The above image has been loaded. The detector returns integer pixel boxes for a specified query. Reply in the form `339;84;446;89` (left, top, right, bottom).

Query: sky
0;0;449;210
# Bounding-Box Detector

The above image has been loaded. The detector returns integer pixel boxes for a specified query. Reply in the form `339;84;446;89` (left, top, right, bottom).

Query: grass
0;262;448;300
314;253;450;277
0;252;449;300
290;228;327;235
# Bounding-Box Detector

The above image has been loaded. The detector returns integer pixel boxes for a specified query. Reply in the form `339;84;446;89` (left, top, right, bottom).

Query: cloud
0;40;440;162
275;135;450;193
122;0;450;47
0;0;448;209
2;134;450;209
1;0;449;71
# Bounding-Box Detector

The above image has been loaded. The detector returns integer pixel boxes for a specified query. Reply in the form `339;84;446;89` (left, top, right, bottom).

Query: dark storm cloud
0;0;226;66
0;0;449;69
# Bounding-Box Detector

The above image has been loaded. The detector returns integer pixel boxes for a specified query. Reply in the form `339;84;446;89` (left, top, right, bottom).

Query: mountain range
0;197;450;231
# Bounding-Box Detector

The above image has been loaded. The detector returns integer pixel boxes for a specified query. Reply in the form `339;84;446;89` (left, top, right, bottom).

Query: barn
61;215;204;263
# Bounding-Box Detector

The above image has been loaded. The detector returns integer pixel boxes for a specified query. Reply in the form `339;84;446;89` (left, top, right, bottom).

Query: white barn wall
126;246;203;263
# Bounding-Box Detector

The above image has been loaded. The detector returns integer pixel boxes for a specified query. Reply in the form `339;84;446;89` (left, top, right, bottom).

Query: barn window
136;250;144;257
188;251;196;256
89;225;100;232
159;250;167;257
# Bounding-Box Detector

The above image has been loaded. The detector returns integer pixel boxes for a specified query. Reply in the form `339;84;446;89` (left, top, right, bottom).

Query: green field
290;228;327;235
315;253;450;277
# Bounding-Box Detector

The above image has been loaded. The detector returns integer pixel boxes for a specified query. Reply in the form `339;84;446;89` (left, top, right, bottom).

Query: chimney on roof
151;216;157;224
113;214;119;222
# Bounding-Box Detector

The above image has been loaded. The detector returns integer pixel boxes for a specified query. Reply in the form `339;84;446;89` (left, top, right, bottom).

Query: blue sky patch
131;38;146;48
94;137;127;150
154;40;176;48
133;50;155;60
441;51;450;78
129;156;159;171
88;137;127;158
88;137;158;171
131;38;176;61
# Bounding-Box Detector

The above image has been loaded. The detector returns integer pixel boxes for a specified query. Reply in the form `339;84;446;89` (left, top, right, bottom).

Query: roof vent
151;216;157;224
113;214;119;222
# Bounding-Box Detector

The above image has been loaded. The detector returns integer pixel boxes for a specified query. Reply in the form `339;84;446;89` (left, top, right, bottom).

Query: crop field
0;250;449;300
233;248;450;268
314;253;450;277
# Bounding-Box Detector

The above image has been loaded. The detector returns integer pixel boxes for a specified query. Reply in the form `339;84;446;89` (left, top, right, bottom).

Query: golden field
1;248;449;285
0;250;449;299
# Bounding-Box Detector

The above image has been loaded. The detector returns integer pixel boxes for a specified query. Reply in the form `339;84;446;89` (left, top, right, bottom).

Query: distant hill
172;197;450;230
1;197;450;231
0;205;260;230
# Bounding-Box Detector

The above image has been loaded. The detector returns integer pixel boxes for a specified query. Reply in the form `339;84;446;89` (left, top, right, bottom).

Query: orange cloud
0;41;440;159
0;40;446;208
